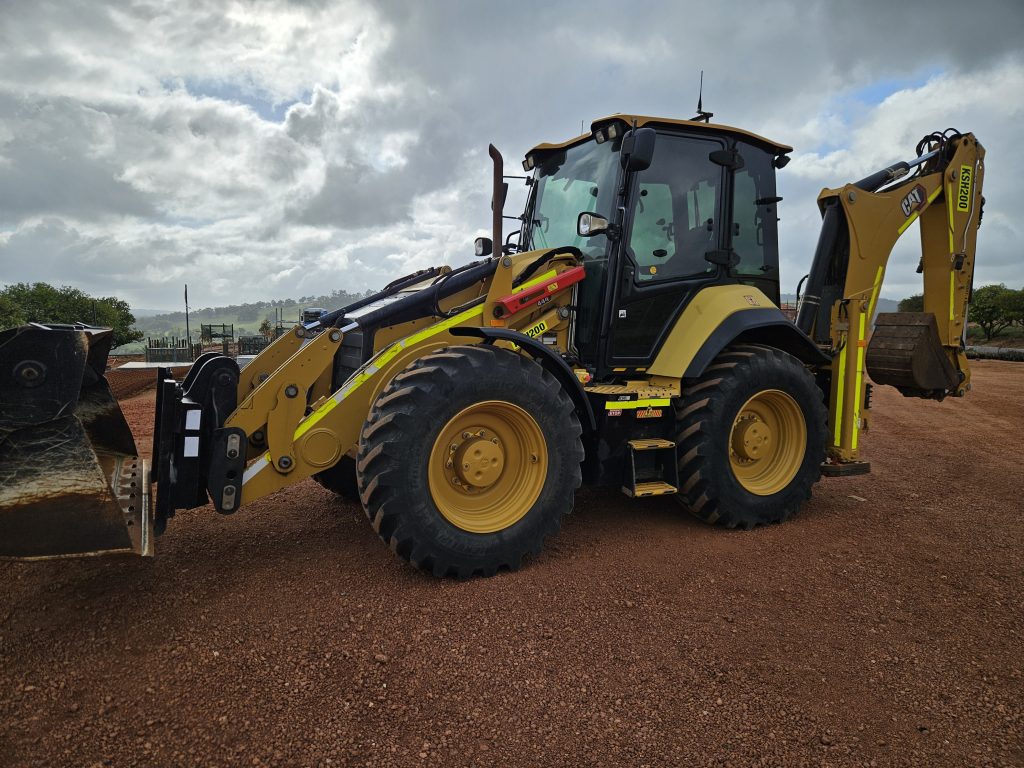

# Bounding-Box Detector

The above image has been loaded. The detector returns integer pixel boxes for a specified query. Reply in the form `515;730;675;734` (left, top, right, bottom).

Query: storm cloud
0;0;1021;309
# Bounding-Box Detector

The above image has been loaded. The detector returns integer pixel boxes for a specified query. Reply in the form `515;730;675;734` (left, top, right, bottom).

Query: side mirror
474;237;493;257
620;127;656;172
577;212;610;237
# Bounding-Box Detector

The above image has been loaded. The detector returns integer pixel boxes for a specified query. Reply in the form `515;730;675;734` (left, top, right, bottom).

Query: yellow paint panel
647;285;778;378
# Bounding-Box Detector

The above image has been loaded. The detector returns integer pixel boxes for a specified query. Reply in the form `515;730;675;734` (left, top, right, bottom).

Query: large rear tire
674;344;827;529
357;345;584;578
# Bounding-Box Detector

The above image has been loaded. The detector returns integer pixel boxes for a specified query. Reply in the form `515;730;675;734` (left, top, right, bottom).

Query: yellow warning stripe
292;304;485;441
851;313;866;451
946;181;956;253
512;269;557;294
833;339;847;447
604;398;671;410
867;266;884;320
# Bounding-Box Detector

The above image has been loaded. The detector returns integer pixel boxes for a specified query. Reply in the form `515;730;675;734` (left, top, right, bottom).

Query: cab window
731;143;779;277
626;134;723;283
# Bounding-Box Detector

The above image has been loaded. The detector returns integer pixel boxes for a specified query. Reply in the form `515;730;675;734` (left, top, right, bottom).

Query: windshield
524;139;619;364
525;139;619;251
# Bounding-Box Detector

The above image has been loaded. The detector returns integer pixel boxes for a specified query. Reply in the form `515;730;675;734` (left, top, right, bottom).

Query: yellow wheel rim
728;389;806;496
427;400;548;533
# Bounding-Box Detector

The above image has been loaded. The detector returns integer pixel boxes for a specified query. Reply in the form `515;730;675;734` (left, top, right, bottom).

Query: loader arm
150;248;585;517
797;131;985;464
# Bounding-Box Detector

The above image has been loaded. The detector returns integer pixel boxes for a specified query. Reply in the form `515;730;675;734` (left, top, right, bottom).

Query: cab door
605;132;727;368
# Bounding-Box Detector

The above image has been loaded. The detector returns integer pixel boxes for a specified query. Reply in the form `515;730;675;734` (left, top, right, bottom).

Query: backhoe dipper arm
798;132;985;464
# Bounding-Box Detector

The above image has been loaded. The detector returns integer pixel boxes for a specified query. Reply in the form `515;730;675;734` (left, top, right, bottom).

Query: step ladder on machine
622;438;679;498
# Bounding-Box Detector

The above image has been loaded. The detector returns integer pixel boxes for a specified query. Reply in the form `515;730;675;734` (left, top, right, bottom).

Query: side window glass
626;134;722;283
732;170;765;275
731;144;778;278
689;181;715;230
629;183;675;281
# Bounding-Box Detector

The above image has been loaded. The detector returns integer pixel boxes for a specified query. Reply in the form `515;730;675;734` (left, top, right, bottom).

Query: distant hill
129;288;373;340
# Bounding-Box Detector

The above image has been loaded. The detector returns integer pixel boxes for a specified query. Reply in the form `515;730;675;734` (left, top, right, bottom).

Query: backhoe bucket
0;324;152;559
866;312;960;399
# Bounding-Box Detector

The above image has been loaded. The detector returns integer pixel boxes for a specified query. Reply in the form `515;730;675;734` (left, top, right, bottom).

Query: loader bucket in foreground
0;324;152;559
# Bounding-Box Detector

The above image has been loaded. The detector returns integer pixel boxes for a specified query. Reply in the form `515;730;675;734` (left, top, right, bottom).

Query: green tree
0;282;143;348
0;294;26;329
898;293;924;312
997;287;1024;328
969;284;1013;341
258;318;274;339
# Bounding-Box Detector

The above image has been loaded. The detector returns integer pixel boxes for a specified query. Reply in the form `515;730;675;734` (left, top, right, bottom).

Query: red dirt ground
1;361;1021;767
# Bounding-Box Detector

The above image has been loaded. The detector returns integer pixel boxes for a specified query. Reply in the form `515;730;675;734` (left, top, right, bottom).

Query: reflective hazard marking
603;398;671;410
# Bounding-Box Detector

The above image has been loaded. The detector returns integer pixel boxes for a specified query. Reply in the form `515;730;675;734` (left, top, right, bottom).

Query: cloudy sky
0;0;1021;311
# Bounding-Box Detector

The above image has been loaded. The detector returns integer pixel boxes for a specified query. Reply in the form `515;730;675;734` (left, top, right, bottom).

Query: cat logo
744;295;759;306
957;165;973;212
900;184;926;217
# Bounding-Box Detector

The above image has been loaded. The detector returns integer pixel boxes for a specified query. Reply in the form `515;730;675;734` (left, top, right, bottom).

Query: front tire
357;345;584;578
674;344;827;529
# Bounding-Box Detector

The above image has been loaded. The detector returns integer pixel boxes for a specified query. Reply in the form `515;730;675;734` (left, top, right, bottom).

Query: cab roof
528;113;793;158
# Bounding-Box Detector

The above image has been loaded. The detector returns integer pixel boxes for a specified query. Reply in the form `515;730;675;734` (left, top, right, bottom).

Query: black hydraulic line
854;148;941;192
347;257;498;330
795;273;809;306
316;266;446;329
853;162;911;192
795;200;843;335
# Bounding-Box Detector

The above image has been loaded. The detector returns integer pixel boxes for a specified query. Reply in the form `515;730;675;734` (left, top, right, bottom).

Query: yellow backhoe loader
0;115;985;576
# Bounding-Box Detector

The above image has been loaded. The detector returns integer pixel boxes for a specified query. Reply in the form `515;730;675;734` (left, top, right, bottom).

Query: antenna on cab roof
693;70;714;123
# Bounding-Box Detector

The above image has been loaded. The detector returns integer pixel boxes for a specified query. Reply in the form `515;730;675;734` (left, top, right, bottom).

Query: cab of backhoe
519;115;793;379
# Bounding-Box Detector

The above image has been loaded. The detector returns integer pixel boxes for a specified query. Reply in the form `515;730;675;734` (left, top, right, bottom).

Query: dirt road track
1;361;1021;767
